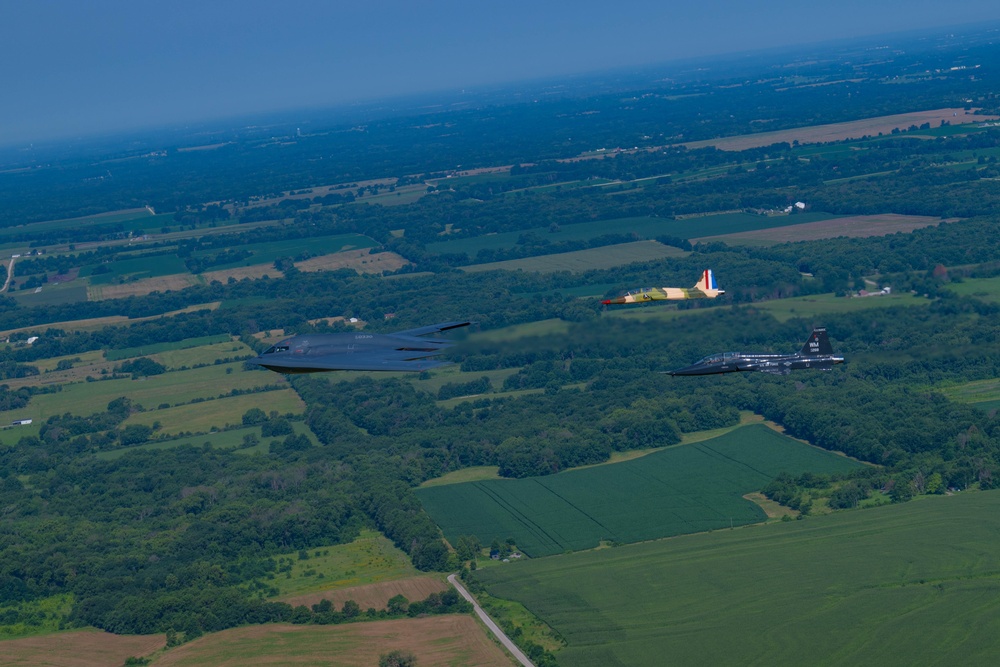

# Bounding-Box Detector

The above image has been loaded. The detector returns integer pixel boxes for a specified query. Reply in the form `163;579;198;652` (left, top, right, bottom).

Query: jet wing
252;349;452;373
392;321;472;338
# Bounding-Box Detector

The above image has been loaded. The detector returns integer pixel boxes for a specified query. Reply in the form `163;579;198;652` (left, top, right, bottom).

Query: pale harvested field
283;576;449;611
694;214;954;244
295;249;410;274
0;302;221;339
151;617;512;667
1;629;164;667
462;240;686;273
201;264;279;283
89;274;202;300
681;108;998;151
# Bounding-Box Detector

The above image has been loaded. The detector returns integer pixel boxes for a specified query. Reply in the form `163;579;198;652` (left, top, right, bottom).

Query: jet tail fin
693;270;724;296
800;328;834;356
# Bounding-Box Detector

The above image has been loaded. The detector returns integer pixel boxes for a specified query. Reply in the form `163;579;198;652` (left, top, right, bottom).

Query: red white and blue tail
694;270;724;297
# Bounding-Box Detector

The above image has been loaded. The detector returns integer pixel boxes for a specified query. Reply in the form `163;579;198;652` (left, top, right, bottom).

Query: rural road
447;573;536;667
1;256;13;293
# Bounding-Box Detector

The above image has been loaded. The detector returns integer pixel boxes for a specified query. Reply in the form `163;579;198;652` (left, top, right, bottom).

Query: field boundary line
448;573;535;667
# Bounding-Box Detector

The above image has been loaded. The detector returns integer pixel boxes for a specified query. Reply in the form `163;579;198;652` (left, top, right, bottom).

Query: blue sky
3;0;1000;145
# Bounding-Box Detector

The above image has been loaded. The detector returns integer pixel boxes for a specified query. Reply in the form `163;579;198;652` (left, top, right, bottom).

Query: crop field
477;490;1000;667
461;240;686;274
294;249;409;274
938;378;1000;408
122;388;304;435
1;629;165;667
10;281;88;306
88;273;202;300
149;339;253;368
0;362;290;424
196;233;378;271
694;214;951;245
416;424;862;557
150;616;510;667
83;254;189;285
680;108;999;151
427;216;677;256
106;333;234;361
0;208;167;240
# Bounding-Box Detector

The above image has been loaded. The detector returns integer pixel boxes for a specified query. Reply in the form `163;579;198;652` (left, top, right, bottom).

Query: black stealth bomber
668;327;844;376
249;320;472;373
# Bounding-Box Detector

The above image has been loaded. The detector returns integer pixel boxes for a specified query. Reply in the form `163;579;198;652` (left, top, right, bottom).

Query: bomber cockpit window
263;345;290;355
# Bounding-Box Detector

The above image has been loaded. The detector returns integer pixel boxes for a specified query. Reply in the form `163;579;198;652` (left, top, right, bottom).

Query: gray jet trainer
668;328;844;376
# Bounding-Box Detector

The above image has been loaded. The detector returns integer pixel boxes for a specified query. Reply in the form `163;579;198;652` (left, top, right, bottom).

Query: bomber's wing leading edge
602;270;724;305
249;320;472;373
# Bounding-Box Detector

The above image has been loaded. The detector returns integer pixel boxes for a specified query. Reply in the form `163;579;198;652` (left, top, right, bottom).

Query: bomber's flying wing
392;321;473;338
252;348;452;373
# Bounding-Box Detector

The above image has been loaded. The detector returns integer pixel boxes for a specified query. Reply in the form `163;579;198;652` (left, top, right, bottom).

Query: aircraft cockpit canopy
696;352;739;365
263;340;293;355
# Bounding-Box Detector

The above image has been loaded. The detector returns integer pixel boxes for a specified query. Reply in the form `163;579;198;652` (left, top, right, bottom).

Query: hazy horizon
5;0;1000;146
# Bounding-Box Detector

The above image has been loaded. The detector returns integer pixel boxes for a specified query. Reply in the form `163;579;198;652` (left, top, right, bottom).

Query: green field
97;419;315;460
195;233;378;271
122;388;304;435
9;281;89;306
461;240;686;274
270;529;420;598
428;212;843;257
416;425;862;557
0;363;287;425
106;333;234;361
0;208;169;240
751;292;927;321
942;275;1000;302
477;490;1000;666
83;253;189;284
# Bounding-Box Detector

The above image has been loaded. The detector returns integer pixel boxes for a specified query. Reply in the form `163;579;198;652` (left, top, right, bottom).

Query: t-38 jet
668;327;844;376
249;320;471;373
602;269;724;305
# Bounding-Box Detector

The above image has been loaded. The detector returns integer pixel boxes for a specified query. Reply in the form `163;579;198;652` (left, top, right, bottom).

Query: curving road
1;256;13;293
448;573;535;667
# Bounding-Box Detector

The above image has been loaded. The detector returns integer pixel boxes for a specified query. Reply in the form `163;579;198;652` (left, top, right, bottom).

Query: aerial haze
4;0;1000;145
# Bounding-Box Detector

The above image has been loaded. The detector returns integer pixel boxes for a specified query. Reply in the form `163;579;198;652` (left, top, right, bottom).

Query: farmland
461;240;685;273
149;617;511;667
694;213;952;245
477;490;1000;666
1;630;165;667
680;108;999;151
416;424;862;557
191;233;377;271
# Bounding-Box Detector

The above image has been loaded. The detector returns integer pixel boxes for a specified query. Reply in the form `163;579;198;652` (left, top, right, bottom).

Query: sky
3;0;1000;146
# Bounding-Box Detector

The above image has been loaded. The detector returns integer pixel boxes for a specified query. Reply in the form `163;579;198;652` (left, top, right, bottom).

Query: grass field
95;420;316;460
266;530;421;599
150;340;254;369
283;576;449;612
942;275;1000;302
461;240;685;274
9;281;88;306
477;490;1000;666
149;617;510;667
416;424;862;557
122;388;304;435
752;292;928;321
